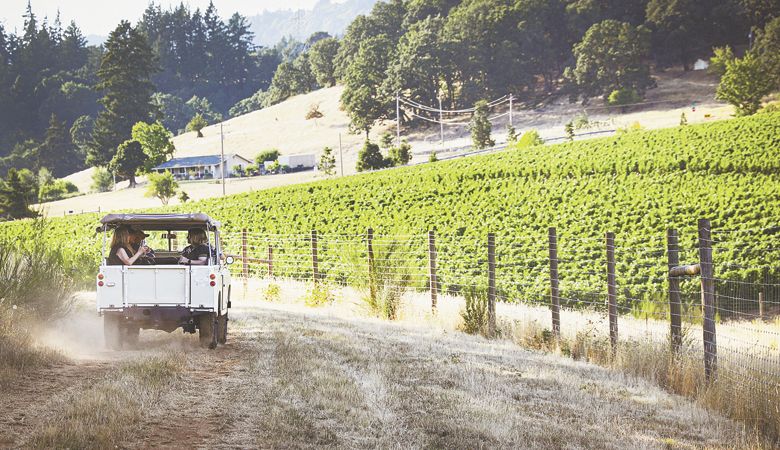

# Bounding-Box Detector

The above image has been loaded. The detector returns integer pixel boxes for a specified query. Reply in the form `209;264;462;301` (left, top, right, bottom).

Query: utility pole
509;93;513;129
396;91;401;146
439;94;444;146
220;123;226;197
338;133;344;177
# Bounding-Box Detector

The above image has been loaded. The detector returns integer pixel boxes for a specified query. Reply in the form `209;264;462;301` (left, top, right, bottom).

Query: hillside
10;112;780;296
50;70;730;216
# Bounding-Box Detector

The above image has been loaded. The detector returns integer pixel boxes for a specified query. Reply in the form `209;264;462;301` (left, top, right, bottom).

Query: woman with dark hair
178;228;211;266
108;226;149;265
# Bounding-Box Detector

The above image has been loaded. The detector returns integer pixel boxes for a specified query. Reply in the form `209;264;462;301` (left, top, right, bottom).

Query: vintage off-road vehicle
96;213;233;349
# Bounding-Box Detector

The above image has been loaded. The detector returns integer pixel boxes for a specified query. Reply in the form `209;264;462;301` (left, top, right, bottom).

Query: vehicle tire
217;313;228;344
198;313;216;349
104;315;121;350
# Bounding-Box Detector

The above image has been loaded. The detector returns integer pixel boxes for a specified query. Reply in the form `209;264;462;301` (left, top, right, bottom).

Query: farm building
152;154;252;180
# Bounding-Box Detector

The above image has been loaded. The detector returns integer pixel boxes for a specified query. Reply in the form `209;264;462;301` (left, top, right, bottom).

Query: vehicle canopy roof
97;213;221;231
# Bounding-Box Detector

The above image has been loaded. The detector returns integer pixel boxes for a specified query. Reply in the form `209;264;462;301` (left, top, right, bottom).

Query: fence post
367;228;375;303
487;233;497;338
605;232;618;356
548;227;561;338
428;230;438;313
667;228;683;354
241;228;248;280
759;291;765;321
698;218;717;381
311;229;319;283
268;245;274;277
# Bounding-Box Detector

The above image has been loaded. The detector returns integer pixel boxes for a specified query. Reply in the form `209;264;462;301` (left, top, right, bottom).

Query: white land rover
96;213;233;349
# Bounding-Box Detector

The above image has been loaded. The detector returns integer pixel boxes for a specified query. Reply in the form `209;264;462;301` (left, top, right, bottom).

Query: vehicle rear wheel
217;313;228;344
122;324;140;348
198;313;216;349
104;315;121;350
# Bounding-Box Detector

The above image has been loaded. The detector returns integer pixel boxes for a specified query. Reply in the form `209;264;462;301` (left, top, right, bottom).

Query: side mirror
225;256;235;265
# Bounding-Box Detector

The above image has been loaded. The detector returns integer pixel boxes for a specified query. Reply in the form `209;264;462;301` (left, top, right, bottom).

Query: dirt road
0;299;754;449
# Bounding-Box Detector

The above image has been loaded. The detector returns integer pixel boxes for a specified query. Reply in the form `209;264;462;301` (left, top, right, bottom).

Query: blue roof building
152;154;252;179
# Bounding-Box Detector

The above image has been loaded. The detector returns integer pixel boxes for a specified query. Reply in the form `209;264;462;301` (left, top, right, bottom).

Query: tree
356;140;391;172
91;167;114;192
516;130;544;149
0;169;38;219
752;17;780;86
469;100;495;149
709;46;736;78
646;0;709;70
38;114;79;177
507;125;518;142
145;171;178;205
388;140;413;166
151;93;194;133
565;20;654;103
187;113;208;137
178;190;190;203
318;147;336;175
255;149;280;165
309;37;340;87
70;115;94;165
341;36;395;137
716;53;775;116
109;140;145;187
186;96;222;124
565;121;575;141
131;121;175;171
88;21;157;167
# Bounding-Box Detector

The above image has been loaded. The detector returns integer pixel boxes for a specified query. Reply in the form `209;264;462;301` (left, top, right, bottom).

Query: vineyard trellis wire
219;218;780;440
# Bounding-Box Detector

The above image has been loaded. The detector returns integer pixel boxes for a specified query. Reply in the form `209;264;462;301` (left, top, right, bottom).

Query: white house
152;154;253;179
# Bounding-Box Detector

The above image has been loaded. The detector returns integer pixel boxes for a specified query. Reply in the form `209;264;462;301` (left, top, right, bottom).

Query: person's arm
117;247;147;266
189;256;209;265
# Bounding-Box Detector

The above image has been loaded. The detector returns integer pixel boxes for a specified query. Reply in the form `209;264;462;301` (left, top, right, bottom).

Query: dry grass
0;310;64;389
27;352;185;449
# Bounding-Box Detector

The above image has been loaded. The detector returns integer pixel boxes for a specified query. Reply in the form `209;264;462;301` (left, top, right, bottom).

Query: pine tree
318;146;336;175
88;21;157;167
0;168;38;219
38;114;79;177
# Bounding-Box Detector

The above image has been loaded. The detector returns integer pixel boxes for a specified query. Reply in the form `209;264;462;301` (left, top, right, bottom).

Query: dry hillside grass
0;290;765;449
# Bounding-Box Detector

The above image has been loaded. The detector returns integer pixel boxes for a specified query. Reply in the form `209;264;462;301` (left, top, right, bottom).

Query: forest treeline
0;0;778;219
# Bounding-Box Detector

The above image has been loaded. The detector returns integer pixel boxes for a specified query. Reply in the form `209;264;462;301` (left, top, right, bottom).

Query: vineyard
4;112;779;302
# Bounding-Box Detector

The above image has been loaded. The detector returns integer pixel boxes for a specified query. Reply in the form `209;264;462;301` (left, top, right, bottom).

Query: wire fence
219;220;780;434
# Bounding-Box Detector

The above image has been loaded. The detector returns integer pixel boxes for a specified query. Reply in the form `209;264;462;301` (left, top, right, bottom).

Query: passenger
108;226;149;266
130;228;156;265
178;228;211;266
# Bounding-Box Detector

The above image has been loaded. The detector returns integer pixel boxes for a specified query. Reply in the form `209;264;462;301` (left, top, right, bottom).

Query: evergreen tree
0;168;38;219
469;100;495;149
309;37;340;87
88;21;157;167
318;146;336;175
38;114;79;177
356;140;391;172
59;21;88;72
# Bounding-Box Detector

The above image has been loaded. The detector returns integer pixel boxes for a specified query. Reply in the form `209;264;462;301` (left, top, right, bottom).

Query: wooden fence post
311;229;319;283
367;228;375;303
698;218;717;381
605;232;618;356
759;291;765;321
548;227;561;338
268;245;274;277
667;229;683;354
487;233;497;338
241;228;248;280
428;230;438;313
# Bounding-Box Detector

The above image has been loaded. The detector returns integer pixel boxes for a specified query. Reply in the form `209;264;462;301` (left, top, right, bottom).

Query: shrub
506;125;518;142
91;167;113;192
305;103;324;121
303;282;334;307
565;121;575;141
262;283;281;302
616;121;644;134
607;87;641;107
428;151;438;163
318;147;336;175
514;130;544;149
717;53;775;116
388;140;412;166
177;190;189;203
255;149;280;165
469;100;495;149
680;112;688;126
459;286;488;336
39;180;79;202
356;140;391;172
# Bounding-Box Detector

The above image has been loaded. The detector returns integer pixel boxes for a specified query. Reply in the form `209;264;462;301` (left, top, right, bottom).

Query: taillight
209;274;216;280
98;281;104;287
98;273;104;280
210;281;216;287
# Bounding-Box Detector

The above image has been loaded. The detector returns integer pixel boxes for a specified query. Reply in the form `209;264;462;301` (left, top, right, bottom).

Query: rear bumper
101;305;215;333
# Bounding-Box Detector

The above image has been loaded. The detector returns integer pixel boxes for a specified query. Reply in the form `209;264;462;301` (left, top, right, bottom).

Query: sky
0;1;324;36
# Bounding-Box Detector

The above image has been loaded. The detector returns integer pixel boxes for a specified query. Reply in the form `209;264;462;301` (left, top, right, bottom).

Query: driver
178;228;211;266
